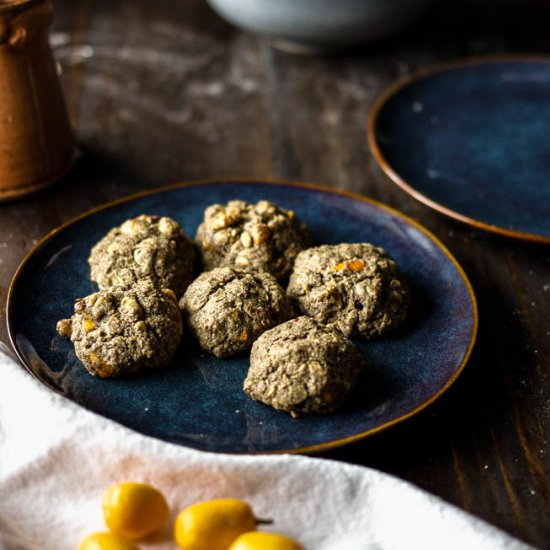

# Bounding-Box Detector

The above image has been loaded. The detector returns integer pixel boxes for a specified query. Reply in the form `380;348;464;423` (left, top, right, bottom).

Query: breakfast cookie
56;279;182;377
287;243;409;339
244;316;364;417
195;200;310;281
89;214;196;297
180;266;294;358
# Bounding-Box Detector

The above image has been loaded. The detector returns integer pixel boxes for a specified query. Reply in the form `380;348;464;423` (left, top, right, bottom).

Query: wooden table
1;0;549;546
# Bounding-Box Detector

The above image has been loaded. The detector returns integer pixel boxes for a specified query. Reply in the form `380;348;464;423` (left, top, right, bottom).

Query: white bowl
206;0;433;53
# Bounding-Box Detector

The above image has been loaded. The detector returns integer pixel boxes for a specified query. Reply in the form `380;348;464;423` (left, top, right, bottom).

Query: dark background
1;0;549;546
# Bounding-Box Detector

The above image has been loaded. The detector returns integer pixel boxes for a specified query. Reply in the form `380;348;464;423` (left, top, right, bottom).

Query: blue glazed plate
7;180;477;454
369;58;550;243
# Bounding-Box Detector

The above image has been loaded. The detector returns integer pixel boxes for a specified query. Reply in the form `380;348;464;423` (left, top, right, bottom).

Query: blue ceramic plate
369;58;550;242
7;180;477;454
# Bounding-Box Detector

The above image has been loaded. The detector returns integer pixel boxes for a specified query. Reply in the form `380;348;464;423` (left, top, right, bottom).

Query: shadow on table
302;0;550;61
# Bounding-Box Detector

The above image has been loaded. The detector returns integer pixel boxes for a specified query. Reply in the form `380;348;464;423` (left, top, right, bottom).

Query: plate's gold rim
368;54;550;245
6;177;479;456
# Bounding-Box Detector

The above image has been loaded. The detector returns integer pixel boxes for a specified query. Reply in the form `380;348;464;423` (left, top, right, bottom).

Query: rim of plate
368;55;550;244
6;178;479;455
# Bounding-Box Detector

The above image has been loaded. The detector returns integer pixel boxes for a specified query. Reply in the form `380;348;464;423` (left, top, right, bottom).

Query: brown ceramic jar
0;0;75;201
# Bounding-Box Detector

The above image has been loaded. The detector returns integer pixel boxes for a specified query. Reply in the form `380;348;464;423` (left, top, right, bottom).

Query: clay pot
0;0;76;201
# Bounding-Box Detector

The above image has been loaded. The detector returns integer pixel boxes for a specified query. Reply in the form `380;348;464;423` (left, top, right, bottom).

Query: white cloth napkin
0;345;533;550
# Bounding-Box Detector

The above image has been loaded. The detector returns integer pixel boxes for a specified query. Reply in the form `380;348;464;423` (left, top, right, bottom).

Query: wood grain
1;0;549;546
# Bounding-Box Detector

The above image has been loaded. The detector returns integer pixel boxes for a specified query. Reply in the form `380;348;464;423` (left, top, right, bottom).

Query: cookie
195;200;310;281
56;279;182;377
287;243;409;339
89;214;196;297
244;316;364;417
180;266;293;358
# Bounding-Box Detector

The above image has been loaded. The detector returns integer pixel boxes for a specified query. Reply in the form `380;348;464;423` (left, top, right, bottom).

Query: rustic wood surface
1;0;550;546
